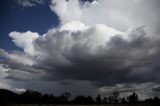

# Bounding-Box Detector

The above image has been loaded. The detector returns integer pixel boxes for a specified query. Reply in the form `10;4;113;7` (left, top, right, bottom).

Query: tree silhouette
121;97;127;104
55;92;71;104
72;95;86;104
1;88;160;105
20;89;42;103
102;97;108;104
42;94;55;104
127;92;139;104
112;91;119;103
72;95;95;104
96;94;102;105
85;96;95;104
153;96;160;105
63;92;71;102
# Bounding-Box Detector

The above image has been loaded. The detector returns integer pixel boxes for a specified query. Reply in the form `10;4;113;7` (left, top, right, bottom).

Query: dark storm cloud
0;60;44;81
152;87;160;92
1;24;160;87
26;25;160;87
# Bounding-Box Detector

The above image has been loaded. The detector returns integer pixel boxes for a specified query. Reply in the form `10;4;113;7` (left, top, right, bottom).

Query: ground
4;104;155;106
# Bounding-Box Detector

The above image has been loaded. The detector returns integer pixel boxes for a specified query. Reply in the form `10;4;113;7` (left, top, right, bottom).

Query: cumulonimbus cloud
1;21;160;86
1;0;160;98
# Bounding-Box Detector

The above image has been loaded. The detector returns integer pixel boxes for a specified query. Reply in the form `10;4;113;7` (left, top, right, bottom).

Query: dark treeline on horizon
0;88;160;105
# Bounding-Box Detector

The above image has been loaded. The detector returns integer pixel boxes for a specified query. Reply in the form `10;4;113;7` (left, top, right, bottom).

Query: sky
0;0;160;99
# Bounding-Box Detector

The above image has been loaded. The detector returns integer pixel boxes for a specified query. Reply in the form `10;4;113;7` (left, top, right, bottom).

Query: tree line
0;89;160;105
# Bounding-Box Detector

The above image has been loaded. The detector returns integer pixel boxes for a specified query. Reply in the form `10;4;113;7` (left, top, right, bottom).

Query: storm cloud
1;0;160;98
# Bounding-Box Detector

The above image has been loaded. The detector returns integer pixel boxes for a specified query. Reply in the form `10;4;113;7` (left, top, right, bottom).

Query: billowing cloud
34;22;160;87
9;31;39;56
1;0;160;98
1;21;160;97
50;0;160;34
